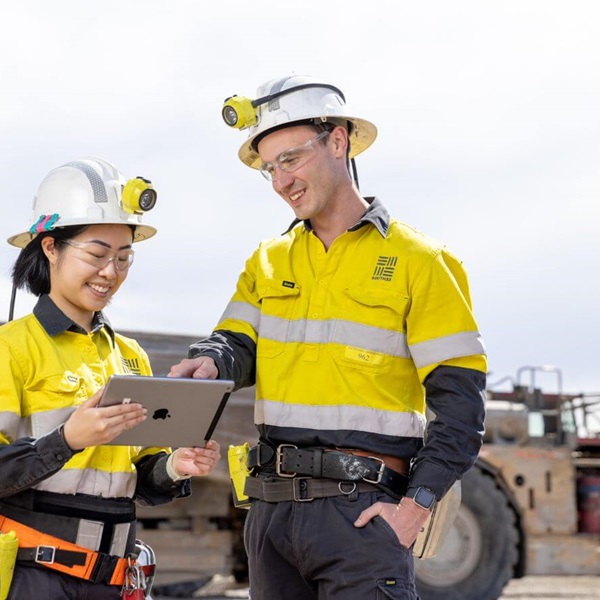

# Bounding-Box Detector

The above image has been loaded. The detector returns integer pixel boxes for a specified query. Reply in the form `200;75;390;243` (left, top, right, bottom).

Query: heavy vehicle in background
131;331;600;599
415;365;600;599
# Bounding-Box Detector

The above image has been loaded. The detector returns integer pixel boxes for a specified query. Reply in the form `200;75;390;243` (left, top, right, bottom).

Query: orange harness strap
0;515;128;585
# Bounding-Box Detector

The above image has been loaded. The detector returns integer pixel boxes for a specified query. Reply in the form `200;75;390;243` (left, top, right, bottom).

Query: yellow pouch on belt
228;443;251;509
0;530;18;600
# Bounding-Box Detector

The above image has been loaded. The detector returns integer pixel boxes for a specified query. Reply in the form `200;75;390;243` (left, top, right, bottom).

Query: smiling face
257;124;350;224
41;224;134;330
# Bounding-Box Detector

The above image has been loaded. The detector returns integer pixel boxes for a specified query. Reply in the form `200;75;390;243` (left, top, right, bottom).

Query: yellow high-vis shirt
214;201;486;456
0;312;164;499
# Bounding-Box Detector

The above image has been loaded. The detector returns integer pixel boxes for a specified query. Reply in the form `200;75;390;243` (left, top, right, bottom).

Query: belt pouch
0;530;18;600
228;443;251;509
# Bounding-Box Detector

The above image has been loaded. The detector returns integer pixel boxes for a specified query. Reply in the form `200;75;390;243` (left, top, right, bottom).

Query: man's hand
354;497;432;549
169;357;218;379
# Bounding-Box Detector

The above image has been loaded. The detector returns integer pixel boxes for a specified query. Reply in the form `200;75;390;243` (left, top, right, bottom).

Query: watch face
414;487;436;510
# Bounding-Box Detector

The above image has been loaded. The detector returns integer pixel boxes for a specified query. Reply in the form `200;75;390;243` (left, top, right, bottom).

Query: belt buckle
35;545;56;565
293;477;314;502
362;456;385;484
276;444;297;478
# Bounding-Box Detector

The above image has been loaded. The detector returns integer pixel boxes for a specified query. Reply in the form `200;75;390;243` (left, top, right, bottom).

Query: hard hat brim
238;116;378;169
7;223;158;249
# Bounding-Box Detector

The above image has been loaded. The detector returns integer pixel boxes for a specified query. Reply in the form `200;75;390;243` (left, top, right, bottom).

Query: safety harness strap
0;515;128;585
17;546;86;567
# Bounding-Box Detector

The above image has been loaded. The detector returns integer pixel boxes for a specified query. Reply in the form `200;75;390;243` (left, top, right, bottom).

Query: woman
0;158;221;599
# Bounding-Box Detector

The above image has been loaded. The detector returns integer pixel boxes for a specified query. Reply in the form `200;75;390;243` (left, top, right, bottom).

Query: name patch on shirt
345;347;384;365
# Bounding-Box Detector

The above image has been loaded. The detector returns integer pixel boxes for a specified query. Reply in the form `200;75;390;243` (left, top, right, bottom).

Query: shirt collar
348;197;390;237
283;196;390;238
33;294;115;344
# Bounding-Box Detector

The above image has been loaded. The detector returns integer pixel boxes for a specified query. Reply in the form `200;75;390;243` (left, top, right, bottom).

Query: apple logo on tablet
152;408;171;420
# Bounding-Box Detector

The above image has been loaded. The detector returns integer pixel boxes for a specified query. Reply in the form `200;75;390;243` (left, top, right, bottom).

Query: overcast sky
1;1;599;396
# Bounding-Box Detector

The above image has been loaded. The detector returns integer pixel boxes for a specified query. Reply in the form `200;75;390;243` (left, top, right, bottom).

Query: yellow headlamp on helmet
222;95;258;130
122;177;157;214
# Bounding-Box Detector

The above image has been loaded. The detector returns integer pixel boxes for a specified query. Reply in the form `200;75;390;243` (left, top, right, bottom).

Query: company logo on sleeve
372;256;397;281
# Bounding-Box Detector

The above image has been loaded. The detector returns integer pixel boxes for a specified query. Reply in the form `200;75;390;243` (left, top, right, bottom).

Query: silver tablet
98;375;235;447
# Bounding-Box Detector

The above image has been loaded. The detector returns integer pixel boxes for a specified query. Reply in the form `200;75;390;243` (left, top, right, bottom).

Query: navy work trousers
8;563;122;599
244;488;420;600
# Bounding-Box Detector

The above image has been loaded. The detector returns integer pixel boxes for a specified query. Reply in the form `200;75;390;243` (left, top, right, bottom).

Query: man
171;75;487;599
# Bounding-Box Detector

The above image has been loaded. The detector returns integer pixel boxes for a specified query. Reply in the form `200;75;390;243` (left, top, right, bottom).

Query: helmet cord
8;283;17;322
350;158;360;190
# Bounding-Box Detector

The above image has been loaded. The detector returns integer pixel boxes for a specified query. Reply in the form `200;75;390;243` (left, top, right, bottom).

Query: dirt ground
153;575;600;599
500;576;599;599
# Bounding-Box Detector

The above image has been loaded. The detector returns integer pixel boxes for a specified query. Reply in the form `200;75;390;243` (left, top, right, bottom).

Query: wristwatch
406;486;437;511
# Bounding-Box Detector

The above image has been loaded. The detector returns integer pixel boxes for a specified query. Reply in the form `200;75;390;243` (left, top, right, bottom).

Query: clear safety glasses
258;131;330;182
64;240;135;272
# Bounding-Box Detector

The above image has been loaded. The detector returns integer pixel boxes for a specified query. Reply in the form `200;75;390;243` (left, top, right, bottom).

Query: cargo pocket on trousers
376;577;418;599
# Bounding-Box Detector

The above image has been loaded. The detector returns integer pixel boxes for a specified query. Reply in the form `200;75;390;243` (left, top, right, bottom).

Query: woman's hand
62;388;147;450
170;440;222;478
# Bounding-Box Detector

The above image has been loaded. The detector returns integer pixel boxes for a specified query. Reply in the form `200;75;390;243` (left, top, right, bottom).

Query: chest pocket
331;288;410;373
26;373;88;437
343;287;409;331
257;281;301;358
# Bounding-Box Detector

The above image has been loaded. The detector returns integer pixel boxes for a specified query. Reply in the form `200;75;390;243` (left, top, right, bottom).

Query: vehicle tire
415;466;519;600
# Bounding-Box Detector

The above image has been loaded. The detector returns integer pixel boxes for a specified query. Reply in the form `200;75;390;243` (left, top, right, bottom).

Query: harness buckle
293;478;314;502
276;444;298;477
35;545;56;565
362;456;385;484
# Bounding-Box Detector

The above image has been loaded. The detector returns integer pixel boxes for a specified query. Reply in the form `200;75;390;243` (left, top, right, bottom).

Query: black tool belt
248;444;409;499
245;475;379;503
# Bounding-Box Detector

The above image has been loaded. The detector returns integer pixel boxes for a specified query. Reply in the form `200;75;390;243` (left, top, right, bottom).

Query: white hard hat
8;157;158;248
222;75;378;169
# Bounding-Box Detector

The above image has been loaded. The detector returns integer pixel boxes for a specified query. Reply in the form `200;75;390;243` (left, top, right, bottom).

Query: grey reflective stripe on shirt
219;301;261;332
278;317;410;357
221;301;410;357
409;331;486;369
220;300;484;364
2;407;137;498
0;406;73;441
34;467;136;498
0;411;21;438
31;406;74;438
255;399;426;438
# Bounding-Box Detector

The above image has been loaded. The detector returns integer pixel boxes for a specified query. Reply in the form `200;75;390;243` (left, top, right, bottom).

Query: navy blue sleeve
408;365;486;499
0;429;77;498
188;330;256;391
133;453;191;506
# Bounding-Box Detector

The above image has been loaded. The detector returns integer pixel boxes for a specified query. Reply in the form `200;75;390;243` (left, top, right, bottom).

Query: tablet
98;375;235;447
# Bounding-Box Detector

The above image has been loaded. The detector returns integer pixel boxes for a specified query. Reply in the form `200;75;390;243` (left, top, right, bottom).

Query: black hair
11;225;89;296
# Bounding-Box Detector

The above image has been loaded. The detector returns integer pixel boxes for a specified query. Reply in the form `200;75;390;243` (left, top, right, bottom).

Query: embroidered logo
372;256;397;281
120;357;142;375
